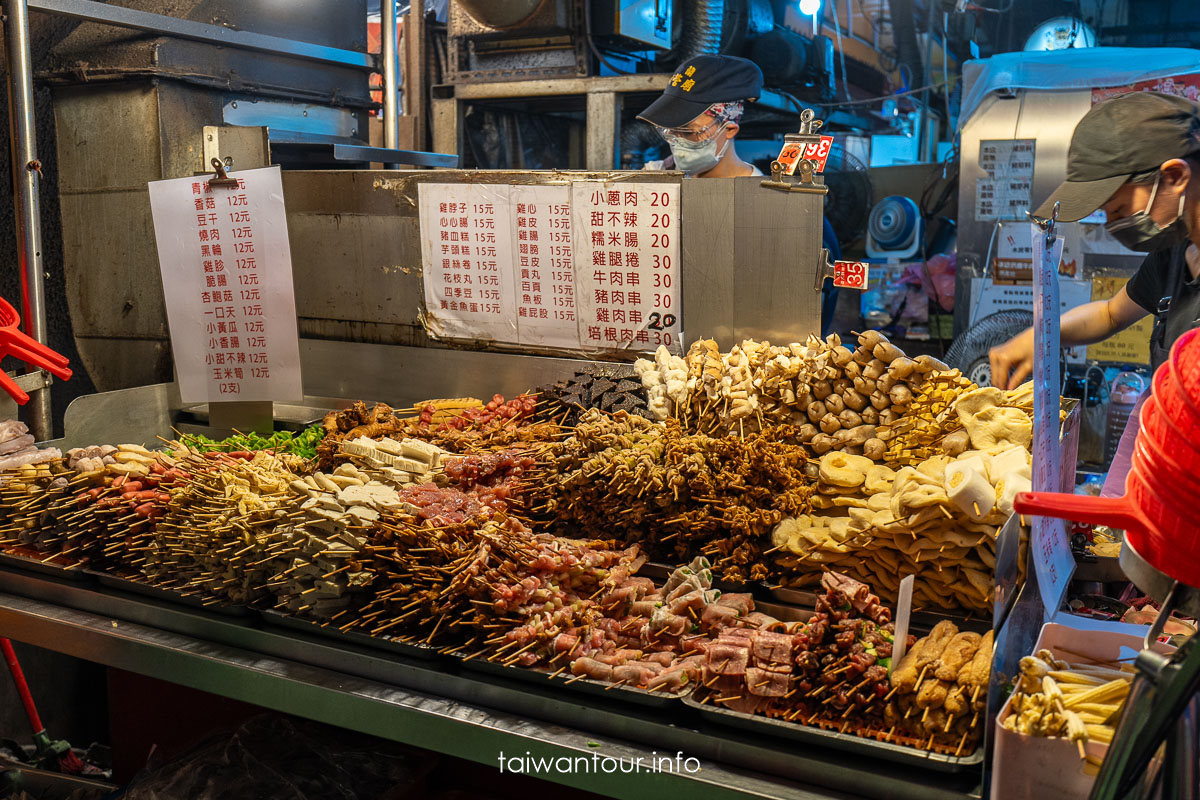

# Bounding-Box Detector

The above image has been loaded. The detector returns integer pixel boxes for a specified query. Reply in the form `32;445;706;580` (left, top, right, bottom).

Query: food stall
0;154;1076;799
0;3;1193;800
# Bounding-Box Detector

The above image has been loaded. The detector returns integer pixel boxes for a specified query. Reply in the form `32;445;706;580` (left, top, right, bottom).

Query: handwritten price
832;261;869;290
776;135;835;175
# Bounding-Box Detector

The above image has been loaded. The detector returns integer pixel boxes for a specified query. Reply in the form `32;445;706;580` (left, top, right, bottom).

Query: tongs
0;297;71;404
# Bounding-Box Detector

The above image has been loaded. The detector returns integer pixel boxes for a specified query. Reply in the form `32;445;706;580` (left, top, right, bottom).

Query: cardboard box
991;621;1154;800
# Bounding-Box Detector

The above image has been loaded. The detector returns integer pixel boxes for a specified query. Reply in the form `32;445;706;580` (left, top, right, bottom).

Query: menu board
572;182;682;351
976;139;1035;221
148;166;302;403
510;185;578;349
418;183;516;343
417;181;682;353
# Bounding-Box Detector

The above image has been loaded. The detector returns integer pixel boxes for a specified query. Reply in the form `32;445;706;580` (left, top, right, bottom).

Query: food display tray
0;549;90;581
759;584;989;634
1072;555;1127;584
683;689;984;774
455;652;690;710
88;570;253;618
259;608;442;661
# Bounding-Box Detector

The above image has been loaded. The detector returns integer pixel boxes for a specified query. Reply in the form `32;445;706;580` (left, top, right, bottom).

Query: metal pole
4;0;51;441
382;0;401;169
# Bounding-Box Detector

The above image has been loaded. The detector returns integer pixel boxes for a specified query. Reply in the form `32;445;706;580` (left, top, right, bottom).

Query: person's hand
988;328;1034;390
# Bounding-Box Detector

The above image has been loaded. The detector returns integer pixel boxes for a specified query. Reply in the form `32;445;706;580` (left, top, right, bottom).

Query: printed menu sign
148;166;302;403
572;182;681;351
510;185;578;349
976;139;1035;221
418;183;516;343
417;181;683;354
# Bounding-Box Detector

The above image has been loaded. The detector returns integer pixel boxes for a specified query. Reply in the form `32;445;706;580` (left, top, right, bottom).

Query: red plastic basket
1138;394;1200;467
1171;328;1200;407
1016;329;1200;588
1152;359;1200;440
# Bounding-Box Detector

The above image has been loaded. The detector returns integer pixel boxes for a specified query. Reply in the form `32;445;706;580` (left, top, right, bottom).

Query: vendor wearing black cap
638;54;764;178
988;91;1200;495
990;91;1200;387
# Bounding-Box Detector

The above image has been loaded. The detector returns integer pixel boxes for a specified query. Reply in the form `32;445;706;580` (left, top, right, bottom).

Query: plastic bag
120;715;429;800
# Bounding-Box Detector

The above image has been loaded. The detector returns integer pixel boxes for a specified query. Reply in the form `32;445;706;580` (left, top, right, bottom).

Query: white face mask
670;130;730;176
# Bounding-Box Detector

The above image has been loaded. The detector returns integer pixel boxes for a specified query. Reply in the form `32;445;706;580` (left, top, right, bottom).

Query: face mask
669;130;730;176
1106;173;1189;252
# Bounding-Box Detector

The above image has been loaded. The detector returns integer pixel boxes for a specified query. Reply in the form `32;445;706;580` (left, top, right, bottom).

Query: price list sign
148;166;302;403
510;185;578;349
572;182;681;351
976;139;1035;221
418;183;516;342
1030;224;1074;616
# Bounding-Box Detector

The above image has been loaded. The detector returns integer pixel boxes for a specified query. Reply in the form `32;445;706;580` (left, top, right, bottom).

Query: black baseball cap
638;55;764;129
1034;91;1200;221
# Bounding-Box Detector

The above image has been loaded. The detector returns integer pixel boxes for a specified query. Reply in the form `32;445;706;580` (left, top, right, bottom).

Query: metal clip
761;108;829;195
812;248;833;293
1026;200;1060;246
796;107;823;137
207;156;239;189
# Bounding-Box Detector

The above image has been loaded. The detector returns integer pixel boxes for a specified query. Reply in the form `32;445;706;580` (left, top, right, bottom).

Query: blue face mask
670;132;730;176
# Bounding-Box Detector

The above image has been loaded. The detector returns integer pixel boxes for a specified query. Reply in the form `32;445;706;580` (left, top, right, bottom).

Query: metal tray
683;689;984;774
259;608;442;661
759;584;990;634
88;570;253;618
456;652;690;709
1073;555;1127;584
0;549;90;582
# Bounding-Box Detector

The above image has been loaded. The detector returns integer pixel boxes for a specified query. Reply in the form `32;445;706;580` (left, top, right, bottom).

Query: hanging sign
1030;220;1075;617
148;166;302;403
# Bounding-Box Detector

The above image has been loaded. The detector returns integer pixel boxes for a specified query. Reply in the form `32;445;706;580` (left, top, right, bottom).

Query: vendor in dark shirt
988;91;1200;492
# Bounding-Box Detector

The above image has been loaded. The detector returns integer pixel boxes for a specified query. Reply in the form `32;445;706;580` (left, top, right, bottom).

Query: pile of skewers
137;451;301;604
0;413;1002;758
1001;648;1133;763
533;364;650;427
532;409;814;582
633;333;970;454
768;439;1031;613
884;621;994;755
685;572;984;756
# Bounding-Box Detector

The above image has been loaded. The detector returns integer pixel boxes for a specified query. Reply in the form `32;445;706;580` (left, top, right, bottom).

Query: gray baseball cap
1034;91;1200;221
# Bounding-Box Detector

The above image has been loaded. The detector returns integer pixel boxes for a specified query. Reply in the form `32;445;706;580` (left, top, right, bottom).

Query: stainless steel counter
0;568;981;800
